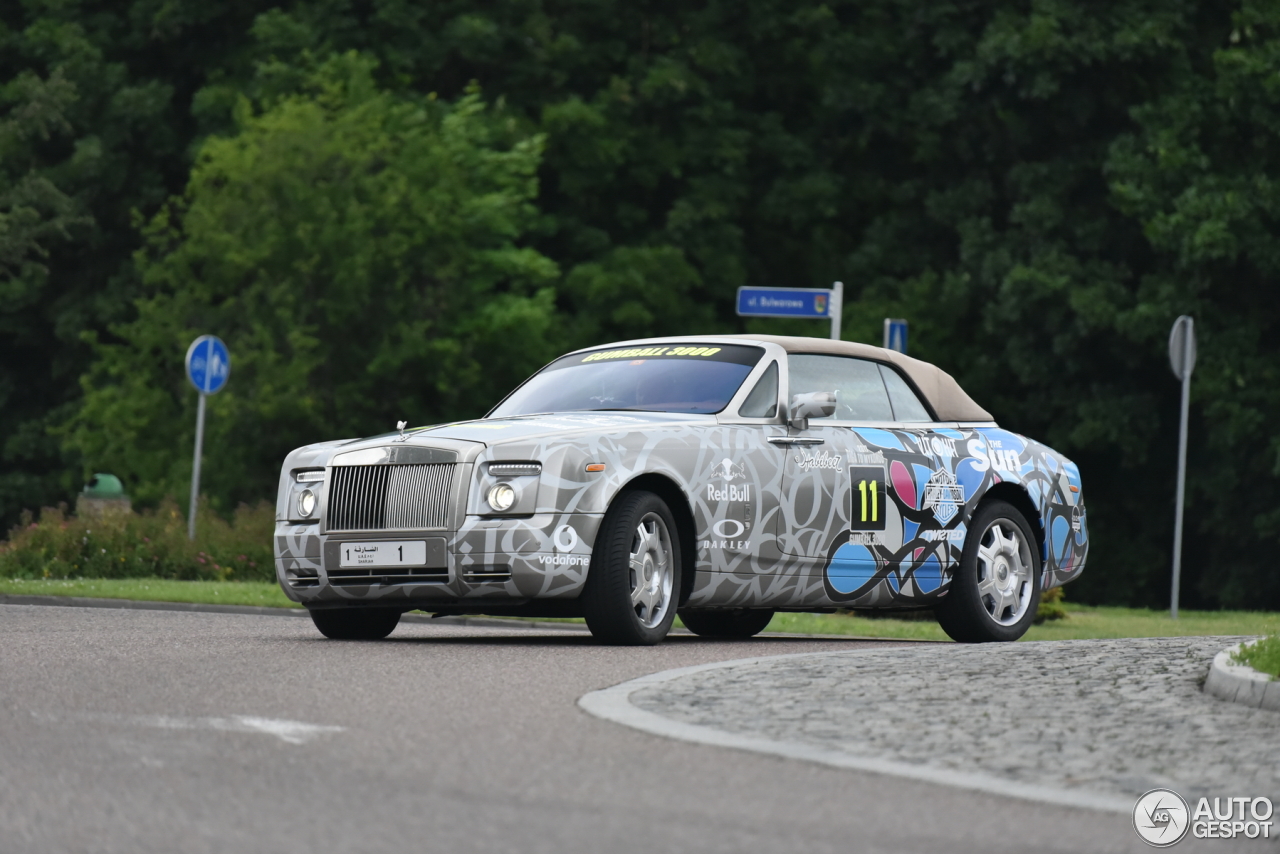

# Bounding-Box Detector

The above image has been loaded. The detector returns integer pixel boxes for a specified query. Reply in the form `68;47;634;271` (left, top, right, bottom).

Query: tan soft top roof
726;334;993;422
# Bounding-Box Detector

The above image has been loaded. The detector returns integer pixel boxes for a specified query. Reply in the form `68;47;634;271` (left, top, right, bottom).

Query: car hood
405;411;712;447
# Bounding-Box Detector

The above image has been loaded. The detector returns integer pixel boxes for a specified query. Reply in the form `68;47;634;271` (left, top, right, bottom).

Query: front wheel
581;491;681;645
678;608;775;639
309;607;402;640
935;500;1041;643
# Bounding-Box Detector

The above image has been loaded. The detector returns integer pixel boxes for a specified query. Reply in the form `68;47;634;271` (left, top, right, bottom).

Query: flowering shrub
0;499;275;582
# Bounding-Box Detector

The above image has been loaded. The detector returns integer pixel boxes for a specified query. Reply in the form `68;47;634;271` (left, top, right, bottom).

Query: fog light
486;483;516;512
298;488;317;517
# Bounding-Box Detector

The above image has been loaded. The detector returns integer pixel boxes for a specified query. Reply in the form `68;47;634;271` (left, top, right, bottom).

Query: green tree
0;68;83;279
0;0;264;525
830;0;1280;609
1;0;1275;610
63;55;559;511
0;65;89;523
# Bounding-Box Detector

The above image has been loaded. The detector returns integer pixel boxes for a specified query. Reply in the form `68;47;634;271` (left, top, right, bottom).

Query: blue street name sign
737;287;833;319
883;318;908;354
185;335;231;395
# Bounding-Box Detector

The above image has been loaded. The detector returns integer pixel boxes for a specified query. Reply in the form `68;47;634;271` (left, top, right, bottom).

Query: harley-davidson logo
923;468;965;524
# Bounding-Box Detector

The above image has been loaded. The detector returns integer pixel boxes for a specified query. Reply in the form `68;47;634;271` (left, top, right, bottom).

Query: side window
879;365;933;422
738;361;778;418
788;355;894;421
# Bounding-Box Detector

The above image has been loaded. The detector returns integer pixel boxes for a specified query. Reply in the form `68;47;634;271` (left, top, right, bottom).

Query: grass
769;604;1280;641
2;578;1279;642
1233;634;1280;678
0;577;299;609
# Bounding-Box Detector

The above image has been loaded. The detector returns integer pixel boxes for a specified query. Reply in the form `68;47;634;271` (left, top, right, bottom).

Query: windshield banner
564;344;762;368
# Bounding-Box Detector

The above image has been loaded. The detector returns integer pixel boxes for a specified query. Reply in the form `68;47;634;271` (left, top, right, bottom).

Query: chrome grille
327;464;453;531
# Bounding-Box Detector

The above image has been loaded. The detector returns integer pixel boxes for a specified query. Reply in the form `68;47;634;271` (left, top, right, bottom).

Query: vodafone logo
553;525;579;552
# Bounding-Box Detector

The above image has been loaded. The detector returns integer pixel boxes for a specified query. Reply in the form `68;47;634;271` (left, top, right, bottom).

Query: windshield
489;344;764;417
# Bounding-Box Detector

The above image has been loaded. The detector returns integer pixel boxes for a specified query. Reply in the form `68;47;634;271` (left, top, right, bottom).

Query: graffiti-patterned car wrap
274;336;1087;614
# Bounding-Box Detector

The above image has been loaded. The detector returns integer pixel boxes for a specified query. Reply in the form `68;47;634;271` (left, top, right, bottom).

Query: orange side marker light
585;463;606;472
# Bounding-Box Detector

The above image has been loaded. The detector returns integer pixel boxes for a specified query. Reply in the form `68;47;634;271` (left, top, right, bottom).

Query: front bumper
275;512;603;609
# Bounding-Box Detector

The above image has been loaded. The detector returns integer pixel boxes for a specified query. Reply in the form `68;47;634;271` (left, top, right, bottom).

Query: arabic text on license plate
340;541;427;568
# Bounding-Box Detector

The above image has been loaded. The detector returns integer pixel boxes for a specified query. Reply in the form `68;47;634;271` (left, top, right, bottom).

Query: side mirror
788;391;837;432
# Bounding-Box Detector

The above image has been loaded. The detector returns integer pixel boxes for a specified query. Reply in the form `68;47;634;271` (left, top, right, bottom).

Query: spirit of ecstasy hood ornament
395;420;409;442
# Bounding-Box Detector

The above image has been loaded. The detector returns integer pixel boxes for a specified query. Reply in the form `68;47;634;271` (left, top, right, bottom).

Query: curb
0;593;311;619
578;650;1130;814
1203;641;1280;712
0;593;936;642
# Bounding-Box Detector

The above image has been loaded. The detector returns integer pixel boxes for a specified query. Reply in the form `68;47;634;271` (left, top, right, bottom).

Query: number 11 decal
848;465;887;532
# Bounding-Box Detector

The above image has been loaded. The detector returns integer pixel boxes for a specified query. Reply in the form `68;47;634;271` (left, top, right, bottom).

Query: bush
1034;586;1068;625
0;499;275;582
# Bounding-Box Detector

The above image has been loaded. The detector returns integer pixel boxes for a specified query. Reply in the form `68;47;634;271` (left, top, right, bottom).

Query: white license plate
339;541;427;568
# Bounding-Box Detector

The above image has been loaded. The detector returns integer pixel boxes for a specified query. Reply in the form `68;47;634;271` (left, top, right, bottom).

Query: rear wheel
935;499;1040;643
678;608;775;639
581;491;681;645
309;607;402;640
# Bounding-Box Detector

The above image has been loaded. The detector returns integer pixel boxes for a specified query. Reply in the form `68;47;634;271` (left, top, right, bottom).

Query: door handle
768;436;825;446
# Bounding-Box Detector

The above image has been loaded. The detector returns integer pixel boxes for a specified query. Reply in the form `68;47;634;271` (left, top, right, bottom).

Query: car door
696;356;787;573
867;367;963;599
776;354;950;604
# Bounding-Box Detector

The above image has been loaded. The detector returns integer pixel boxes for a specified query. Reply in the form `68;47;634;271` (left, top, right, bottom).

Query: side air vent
462;566;512;583
326;567;448;587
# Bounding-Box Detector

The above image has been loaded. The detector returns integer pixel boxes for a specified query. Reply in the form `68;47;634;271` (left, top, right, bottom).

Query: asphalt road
1;605;1144;854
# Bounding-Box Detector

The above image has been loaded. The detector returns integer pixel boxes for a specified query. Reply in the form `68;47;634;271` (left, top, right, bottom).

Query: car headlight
297;489;317;518
486;483;517;512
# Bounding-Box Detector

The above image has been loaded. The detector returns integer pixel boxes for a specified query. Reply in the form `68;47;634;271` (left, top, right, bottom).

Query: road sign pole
184;334;230;542
830;281;843;341
1170;318;1194;620
1167;315;1196;620
188;391;206;541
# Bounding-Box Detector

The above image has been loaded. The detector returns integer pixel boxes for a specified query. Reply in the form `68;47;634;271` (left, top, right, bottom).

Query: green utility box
76;473;132;518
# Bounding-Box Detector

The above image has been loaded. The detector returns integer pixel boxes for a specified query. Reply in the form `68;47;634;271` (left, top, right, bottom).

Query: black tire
581;491;682;645
935;499;1041;643
678;608;775;639
309;607;402;640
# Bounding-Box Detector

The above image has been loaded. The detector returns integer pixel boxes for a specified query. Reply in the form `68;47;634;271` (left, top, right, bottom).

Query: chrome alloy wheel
629;511;674;628
975;520;1033;626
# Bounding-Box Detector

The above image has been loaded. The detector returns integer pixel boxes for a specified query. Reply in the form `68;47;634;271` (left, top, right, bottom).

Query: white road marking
33;711;344;744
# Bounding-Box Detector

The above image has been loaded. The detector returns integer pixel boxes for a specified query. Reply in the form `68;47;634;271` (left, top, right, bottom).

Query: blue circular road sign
185;335;231;395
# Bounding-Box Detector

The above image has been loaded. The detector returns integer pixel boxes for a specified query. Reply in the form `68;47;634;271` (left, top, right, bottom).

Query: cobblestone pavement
629;637;1279;804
